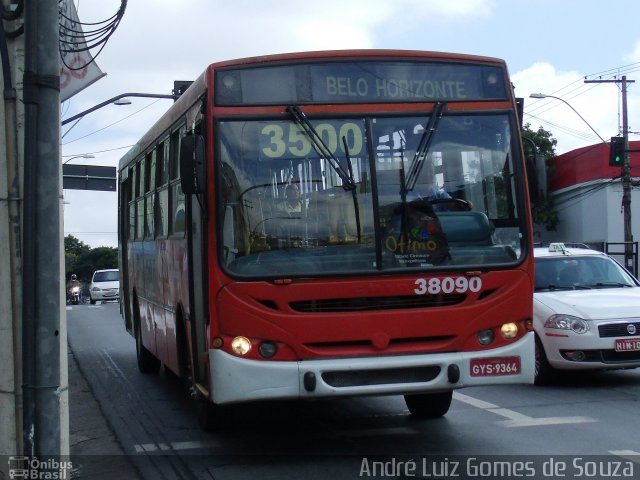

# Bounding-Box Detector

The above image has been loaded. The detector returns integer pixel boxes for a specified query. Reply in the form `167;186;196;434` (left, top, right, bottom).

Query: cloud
513;62;622;154
623;39;640;63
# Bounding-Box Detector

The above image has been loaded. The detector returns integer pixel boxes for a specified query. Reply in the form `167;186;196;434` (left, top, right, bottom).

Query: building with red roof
538;140;640;271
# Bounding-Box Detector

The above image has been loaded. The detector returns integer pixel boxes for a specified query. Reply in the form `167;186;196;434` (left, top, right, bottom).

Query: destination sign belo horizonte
215;61;507;105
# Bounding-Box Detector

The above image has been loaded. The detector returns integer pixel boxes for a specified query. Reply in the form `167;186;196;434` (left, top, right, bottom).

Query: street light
61;92;176;126
529;93;606;143
62;154;95;164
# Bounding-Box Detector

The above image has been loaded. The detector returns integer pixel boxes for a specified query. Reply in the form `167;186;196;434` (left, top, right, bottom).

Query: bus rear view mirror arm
180;134;206;194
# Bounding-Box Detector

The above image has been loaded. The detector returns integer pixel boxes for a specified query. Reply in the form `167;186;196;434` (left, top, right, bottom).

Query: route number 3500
414;276;482;295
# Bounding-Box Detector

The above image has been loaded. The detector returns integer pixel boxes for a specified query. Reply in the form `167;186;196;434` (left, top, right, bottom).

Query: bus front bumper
209;332;534;405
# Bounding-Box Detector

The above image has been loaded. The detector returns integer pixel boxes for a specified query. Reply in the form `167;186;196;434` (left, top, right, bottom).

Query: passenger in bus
416;160;472;212
416;159;451;205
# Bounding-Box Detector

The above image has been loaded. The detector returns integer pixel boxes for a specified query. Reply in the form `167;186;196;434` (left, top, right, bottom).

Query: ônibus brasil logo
7;456;73;479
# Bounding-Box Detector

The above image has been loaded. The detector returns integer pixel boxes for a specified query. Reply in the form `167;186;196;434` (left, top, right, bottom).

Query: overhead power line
58;0;127;71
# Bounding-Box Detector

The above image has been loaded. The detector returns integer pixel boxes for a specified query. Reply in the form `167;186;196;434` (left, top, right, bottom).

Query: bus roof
208;49;506;69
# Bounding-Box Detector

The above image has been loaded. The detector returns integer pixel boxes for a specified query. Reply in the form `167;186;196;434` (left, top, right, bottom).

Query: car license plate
615;338;640;352
470;356;521;377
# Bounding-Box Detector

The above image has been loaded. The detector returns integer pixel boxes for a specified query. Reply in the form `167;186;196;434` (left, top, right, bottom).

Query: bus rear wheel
135;323;161;374
404;390;453;418
133;301;161;374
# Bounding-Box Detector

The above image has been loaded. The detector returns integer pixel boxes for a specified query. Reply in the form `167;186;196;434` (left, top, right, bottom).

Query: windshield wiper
403;102;446;194
286;106;355;190
537;283;591;291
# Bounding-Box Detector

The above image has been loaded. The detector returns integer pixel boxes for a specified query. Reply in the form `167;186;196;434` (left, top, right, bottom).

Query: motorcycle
68;284;81;305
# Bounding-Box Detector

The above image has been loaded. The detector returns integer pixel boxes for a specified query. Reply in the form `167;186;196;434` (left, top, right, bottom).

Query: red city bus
118;50;535;430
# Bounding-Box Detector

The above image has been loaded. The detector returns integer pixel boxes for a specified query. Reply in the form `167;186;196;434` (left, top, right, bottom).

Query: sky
61;0;640;248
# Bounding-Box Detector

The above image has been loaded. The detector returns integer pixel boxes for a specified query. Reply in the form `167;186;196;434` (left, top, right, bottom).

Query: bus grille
290;294;466;313
321;366;440;388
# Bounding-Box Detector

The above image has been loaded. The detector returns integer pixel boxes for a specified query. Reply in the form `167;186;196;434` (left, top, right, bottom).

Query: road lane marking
453;392;596;427
134;440;220;453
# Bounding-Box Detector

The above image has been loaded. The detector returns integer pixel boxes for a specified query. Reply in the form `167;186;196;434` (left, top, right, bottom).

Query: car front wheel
534;334;555;385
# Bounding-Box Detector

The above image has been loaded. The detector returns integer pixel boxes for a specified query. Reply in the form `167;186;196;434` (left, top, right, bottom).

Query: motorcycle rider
66;274;83;304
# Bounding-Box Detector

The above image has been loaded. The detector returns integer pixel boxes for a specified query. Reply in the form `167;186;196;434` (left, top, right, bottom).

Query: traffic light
609;136;625;167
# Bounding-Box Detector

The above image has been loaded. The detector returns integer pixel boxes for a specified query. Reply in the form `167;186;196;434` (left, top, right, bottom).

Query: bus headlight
231;336;252;356
500;322;519;339
477;329;494;346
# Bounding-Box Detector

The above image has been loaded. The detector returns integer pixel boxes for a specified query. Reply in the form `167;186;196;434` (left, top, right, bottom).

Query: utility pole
22;0;66;457
585;75;636;273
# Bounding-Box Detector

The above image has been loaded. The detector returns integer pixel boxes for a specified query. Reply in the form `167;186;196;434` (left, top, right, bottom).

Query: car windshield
93;271;119;282
218;113;526;277
534;255;637;291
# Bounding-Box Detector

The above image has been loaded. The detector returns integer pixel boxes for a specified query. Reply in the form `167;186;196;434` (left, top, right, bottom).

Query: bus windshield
218;112;524;277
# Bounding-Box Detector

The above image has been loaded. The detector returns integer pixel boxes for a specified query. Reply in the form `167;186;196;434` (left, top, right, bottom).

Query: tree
521;123;559;231
64;235;118;282
64;235;90;280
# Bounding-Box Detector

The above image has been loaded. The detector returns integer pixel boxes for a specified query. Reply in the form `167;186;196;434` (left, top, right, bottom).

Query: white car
89;269;120;304
533;243;640;384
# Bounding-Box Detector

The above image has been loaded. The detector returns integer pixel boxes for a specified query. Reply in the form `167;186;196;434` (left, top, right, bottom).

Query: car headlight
544;314;589;334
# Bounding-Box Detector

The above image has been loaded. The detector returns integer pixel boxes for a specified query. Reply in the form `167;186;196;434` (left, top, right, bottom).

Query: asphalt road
67;302;640;479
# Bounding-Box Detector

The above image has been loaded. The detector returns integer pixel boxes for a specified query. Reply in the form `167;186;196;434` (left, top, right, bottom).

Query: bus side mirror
179;134;205;194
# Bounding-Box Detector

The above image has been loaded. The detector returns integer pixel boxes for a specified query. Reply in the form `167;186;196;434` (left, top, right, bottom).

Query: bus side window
170;126;185;181
145;151;156;239
157;188;169;238
129;165;138;240
135;160;145;240
168;125;186;237
156;139;170;238
171;183;185;236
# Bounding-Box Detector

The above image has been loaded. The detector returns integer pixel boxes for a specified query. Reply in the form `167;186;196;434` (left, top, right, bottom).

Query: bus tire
197;396;231;432
404;390;453;418
133;299;161;374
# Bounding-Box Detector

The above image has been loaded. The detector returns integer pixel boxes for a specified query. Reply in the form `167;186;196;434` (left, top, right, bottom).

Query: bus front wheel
197;396;232;432
404;390;453;418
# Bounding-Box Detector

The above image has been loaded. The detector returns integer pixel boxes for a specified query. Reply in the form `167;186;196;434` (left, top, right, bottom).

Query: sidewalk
68;348;142;479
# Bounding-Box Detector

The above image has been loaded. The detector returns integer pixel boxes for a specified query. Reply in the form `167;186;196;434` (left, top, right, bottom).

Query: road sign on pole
62;164;116;191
